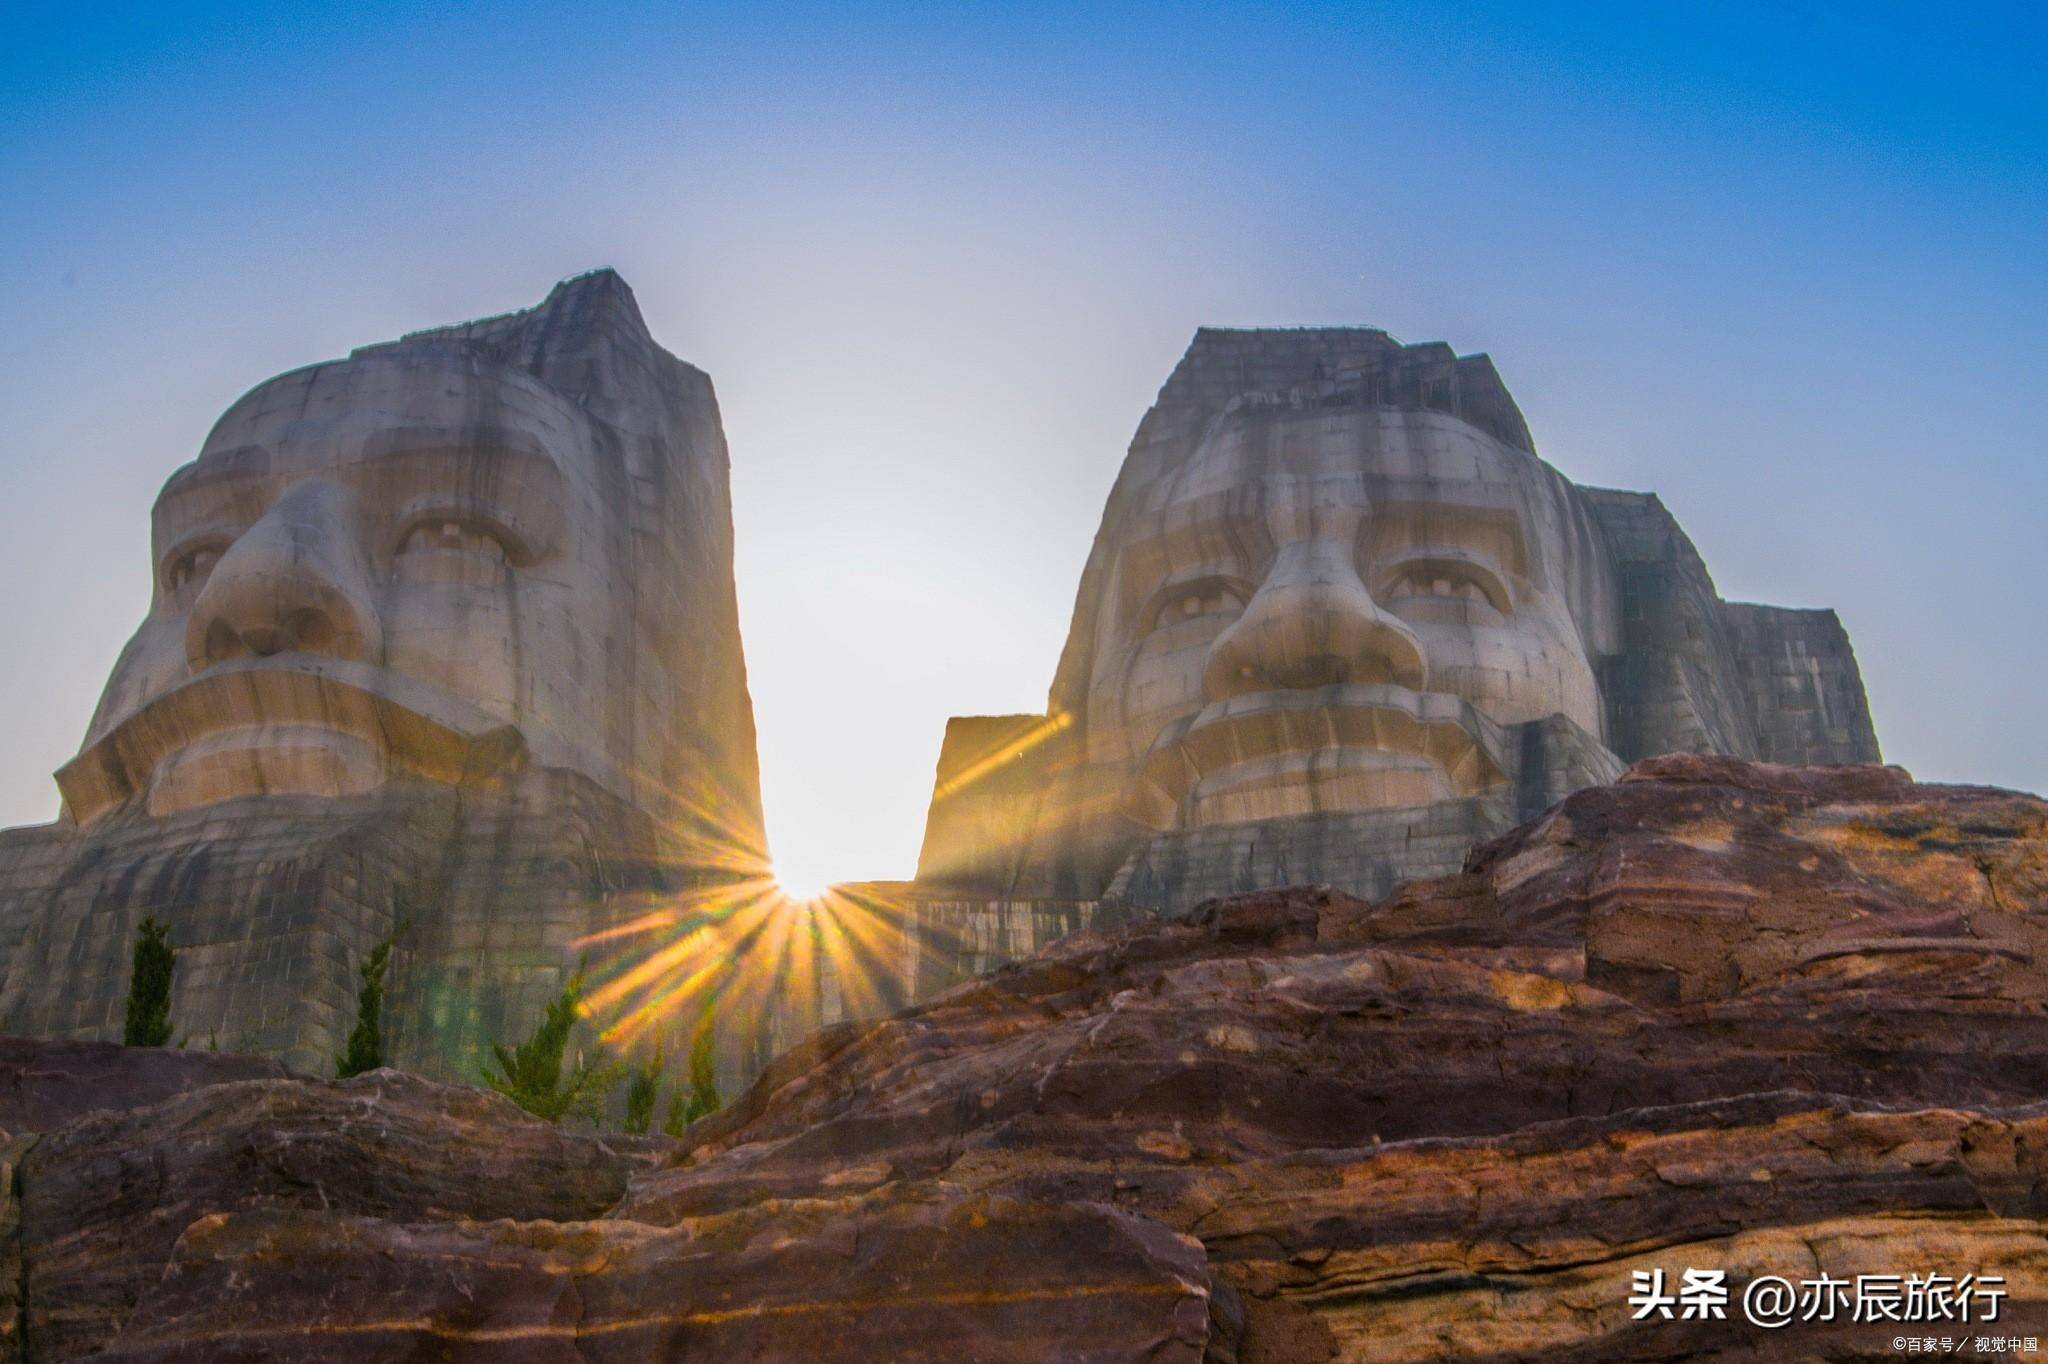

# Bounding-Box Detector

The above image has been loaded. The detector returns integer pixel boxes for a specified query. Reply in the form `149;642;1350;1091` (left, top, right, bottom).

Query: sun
772;864;835;905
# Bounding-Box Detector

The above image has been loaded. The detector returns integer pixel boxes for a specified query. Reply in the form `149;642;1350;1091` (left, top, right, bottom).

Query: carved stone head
1051;333;1621;835
58;272;760;840
1074;407;1620;831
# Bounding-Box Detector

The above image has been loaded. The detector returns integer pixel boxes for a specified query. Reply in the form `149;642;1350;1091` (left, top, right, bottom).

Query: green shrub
622;1039;664;1134
123;918;175;1047
481;961;622;1124
683;1006;721;1123
336;930;399;1079
656;1003;723;1137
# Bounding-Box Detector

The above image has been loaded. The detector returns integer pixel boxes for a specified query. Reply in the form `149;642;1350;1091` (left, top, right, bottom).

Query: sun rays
568;862;923;1066
559;723;1039;1069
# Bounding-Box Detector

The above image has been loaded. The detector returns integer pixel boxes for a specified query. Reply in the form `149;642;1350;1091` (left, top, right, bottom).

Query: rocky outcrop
0;1036;285;1136
15;1065;666;1361
104;1196;1215;1363
7;756;2047;1359
633;756;2048;1356
0;1038;291;1363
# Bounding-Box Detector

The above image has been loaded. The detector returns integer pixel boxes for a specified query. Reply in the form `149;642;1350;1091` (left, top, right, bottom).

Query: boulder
0;1035;285;1135
18;1068;663;1361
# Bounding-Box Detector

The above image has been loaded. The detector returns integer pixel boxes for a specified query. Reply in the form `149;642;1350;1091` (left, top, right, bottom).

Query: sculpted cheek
1421;620;1601;730
90;619;191;740
1120;645;1209;737
1368;578;1587;724
380;589;520;717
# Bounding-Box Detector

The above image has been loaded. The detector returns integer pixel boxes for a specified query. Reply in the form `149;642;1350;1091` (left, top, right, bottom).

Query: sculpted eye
161;542;224;606
394;517;514;585
1380;558;1512;619
399;519;509;562
1148;579;1246;632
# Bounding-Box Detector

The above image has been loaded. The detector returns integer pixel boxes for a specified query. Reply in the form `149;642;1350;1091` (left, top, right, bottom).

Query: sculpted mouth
57;656;526;824
1129;683;1510;830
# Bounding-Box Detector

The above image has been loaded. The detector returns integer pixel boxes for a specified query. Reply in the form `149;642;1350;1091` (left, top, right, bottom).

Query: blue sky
2;1;2042;882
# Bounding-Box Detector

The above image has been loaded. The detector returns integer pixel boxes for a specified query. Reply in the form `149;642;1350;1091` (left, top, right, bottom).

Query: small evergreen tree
683;1004;722;1123
654;1002;723;1137
481;961;622;1124
622;1038;664;1134
336;929;399;1079
123;917;175;1047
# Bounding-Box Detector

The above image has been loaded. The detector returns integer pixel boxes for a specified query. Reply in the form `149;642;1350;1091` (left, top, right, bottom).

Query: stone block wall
1585;488;1879;767
0;791;452;1070
0;768;746;1085
750;883;1104;1046
1722;602;1881;764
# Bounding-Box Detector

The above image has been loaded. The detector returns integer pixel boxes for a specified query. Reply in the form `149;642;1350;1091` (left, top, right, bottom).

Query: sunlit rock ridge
0;271;767;1077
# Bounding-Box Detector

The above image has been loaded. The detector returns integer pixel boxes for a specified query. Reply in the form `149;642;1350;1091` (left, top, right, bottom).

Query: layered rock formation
4;755;2043;1360
0;271;767;1080
913;328;1880;926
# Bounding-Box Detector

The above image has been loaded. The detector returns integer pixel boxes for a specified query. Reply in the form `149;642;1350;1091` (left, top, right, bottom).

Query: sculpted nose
1204;500;1426;700
185;480;381;670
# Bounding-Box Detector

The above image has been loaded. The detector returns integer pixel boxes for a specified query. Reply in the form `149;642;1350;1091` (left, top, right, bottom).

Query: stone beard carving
913;328;1881;917
0;271;766;1076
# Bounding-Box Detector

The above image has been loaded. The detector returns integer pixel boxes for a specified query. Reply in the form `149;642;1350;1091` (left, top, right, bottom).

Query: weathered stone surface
913;326;1881;928
0;1035;286;1135
8;756;2047;1360
18;1068;663;1361
0;270;768;1085
1475;753;2048;1006
0;1037;286;1361
103;1194;1215;1364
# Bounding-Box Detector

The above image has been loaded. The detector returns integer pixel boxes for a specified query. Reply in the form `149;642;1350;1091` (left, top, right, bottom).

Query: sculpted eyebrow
1116;501;1266;626
357;441;572;559
1367;499;1530;578
352;441;570;539
356;436;566;493
152;464;272;540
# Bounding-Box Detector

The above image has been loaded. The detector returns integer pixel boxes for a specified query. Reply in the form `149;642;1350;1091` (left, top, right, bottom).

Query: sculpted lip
57;656;526;824
1130;683;1510;830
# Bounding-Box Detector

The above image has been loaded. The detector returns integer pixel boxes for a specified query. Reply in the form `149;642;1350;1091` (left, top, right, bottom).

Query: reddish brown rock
0;1034;286;1135
617;758;2048;1356
0;1036;288;1364
1475;753;2048;1004
101;1193;1216;1364
19;1068;666;1361
11;757;2048;1360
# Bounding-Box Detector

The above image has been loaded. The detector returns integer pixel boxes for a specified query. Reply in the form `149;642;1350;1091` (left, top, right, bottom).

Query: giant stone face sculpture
1088;404;1616;831
0;272;765;1076
74;355;622;821
912;328;1880;922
